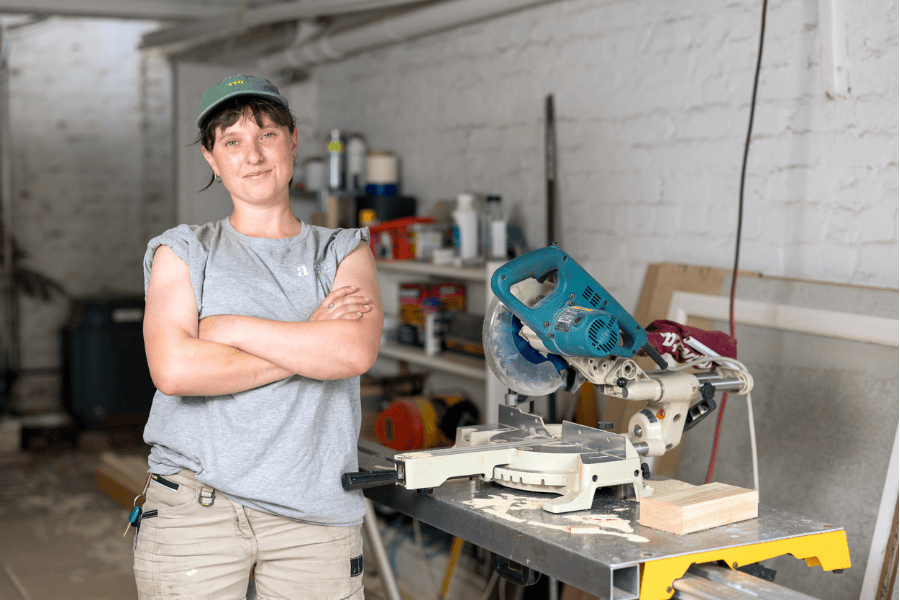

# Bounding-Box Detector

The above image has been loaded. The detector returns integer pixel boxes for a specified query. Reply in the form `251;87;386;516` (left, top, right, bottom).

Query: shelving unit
377;342;486;381
375;259;487;282
374;259;506;422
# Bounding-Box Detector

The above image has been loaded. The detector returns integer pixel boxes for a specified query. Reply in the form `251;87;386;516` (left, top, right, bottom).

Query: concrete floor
0;448;140;600
0;441;396;600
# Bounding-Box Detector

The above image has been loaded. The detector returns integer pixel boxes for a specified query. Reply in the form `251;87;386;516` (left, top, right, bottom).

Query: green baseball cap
197;74;289;129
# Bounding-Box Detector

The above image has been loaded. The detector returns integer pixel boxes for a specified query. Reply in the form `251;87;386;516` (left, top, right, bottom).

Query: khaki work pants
132;470;365;600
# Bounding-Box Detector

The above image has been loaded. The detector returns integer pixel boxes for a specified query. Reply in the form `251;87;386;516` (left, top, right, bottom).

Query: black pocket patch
350;554;364;577
151;474;180;491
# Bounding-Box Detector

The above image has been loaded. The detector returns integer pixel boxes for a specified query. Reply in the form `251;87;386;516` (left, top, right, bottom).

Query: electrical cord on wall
705;0;769;485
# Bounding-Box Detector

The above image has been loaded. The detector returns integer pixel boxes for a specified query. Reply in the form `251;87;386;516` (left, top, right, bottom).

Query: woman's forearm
207;315;380;381
152;334;294;396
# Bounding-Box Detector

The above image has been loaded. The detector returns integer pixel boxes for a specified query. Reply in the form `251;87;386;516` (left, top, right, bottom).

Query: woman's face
202;110;297;207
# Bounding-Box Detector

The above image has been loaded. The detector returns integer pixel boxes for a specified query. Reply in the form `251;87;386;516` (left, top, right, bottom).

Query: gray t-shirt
142;217;369;526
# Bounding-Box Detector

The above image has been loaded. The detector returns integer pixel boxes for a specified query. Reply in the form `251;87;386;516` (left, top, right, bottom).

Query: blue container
366;183;398;197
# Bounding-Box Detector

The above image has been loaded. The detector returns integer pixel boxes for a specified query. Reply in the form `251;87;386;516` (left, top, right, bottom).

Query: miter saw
344;246;753;514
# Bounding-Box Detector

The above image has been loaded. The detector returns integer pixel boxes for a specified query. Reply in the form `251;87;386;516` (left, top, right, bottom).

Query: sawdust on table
463;492;648;542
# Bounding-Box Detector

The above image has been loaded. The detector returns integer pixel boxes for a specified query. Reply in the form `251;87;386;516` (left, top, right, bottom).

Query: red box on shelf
369;216;434;260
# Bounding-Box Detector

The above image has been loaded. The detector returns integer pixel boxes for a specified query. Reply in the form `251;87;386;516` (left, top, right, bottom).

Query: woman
134;74;382;600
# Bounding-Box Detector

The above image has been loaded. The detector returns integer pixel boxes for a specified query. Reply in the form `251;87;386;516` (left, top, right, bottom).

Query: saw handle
490;245;570;316
341;469;399;491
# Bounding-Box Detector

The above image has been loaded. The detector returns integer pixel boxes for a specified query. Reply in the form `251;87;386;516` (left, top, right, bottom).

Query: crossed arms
144;241;384;397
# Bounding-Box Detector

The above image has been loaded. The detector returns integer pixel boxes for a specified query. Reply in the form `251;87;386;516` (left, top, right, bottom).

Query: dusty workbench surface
357;441;845;599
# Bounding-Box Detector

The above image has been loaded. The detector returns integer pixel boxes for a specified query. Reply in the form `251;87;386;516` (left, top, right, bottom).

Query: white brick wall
309;0;898;311
304;4;897;599
4;17;173;412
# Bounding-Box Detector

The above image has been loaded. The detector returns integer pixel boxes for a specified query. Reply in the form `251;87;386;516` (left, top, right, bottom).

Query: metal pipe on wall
0;23;18;409
258;0;557;73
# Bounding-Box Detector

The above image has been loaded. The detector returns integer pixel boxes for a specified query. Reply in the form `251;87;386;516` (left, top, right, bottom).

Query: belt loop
198;486;216;507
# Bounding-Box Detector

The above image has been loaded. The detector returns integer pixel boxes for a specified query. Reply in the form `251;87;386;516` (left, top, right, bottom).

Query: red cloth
641;319;737;365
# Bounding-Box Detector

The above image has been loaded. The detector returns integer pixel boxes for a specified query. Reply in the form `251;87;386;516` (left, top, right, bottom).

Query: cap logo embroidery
228;80;244;86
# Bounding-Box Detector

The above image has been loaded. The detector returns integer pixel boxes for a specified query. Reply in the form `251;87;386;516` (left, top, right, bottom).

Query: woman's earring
215;174;222;183
292;156;297;167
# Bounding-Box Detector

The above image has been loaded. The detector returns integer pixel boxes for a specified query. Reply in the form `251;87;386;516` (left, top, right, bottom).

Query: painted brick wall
4;17;174;413
312;0;898;312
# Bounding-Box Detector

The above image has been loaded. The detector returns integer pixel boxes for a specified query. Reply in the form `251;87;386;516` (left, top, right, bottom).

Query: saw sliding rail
356;438;850;600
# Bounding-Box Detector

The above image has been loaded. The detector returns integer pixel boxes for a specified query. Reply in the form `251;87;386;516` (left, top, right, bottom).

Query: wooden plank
95;452;149;509
669;291;899;347
574;381;598;427
100;451;149;490
639;482;758;535
875;500;898;600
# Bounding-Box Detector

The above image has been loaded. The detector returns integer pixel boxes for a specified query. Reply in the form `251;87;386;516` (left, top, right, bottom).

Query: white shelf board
378;342;486;381
375;259;486;282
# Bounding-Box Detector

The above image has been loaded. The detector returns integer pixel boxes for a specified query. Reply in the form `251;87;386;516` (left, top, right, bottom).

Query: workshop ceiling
0;0;438;67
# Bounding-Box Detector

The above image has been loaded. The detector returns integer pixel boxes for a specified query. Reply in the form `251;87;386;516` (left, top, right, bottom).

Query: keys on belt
123;474;216;537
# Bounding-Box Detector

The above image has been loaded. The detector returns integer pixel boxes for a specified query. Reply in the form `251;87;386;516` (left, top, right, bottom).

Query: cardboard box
399;282;466;327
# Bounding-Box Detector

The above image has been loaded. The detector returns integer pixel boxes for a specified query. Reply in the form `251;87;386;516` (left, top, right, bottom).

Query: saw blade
483;290;565;396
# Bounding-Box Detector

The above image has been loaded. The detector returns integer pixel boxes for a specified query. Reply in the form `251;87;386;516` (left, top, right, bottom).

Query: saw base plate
395;405;646;513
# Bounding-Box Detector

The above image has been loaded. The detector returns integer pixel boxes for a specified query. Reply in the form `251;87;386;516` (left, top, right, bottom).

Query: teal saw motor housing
490;246;666;366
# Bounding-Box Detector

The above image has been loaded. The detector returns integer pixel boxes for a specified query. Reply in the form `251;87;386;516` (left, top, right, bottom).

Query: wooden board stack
639;481;758;535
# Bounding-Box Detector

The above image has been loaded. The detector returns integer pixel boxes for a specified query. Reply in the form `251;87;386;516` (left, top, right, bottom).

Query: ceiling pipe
0;0;230;21
257;0;557;73
140;0;430;50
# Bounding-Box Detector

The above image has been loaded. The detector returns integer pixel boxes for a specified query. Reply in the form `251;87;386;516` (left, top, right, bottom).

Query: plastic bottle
452;193;479;260
347;134;367;192
483;195;508;260
327;129;345;190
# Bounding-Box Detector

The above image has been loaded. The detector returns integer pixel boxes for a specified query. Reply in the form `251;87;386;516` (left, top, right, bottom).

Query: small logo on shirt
297;265;309;277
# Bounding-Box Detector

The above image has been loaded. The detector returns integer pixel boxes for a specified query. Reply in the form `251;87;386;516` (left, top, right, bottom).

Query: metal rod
545;94;555;246
0;24;18;381
686;564;821;600
673;572;755;599
362;498;403;600
692;374;744;392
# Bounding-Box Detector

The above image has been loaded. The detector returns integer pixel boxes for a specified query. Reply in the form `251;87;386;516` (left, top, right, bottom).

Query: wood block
95;451;149;508
647;478;696;497
639;482;758;535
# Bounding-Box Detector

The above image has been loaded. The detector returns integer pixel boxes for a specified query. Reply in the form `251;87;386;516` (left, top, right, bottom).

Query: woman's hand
309;285;372;321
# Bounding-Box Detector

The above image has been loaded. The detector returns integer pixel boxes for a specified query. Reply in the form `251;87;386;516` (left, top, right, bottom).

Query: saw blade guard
483;295;565;396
